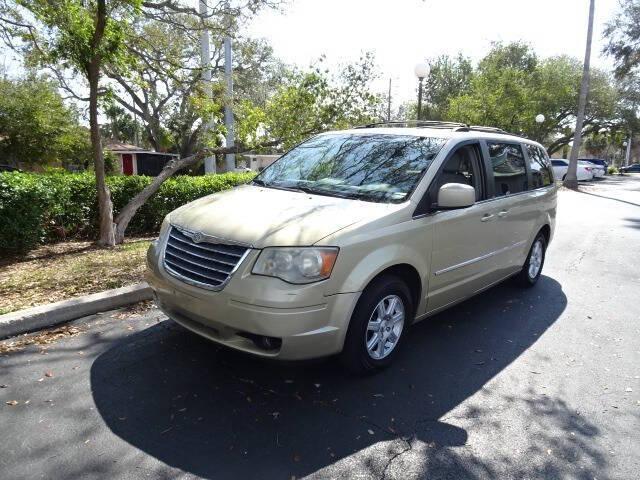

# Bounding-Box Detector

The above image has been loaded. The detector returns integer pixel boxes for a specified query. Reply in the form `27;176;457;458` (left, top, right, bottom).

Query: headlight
252;247;339;284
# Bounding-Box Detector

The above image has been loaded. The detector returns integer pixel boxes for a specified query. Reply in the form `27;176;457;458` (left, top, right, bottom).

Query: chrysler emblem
192;232;205;243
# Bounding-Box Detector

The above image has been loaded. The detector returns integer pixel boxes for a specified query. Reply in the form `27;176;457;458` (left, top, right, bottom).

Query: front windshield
253;133;447;203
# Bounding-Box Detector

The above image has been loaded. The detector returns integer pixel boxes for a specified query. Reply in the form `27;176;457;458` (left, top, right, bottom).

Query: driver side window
429;143;484;208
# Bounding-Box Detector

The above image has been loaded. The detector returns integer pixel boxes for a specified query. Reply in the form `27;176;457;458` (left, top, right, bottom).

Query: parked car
0;164;20;172
620;163;640;173
578;159;606;178
579;158;608;175
146;122;557;373
551;159;594;181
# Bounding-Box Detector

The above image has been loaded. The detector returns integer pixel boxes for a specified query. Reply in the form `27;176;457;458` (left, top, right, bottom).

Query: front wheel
515;234;546;287
340;275;413;374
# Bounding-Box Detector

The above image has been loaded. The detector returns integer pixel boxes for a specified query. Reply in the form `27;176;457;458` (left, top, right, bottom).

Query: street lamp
414;63;429;120
534;114;545;142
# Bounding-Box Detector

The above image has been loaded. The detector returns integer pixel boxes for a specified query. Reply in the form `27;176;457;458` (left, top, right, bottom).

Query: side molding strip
434;240;527;276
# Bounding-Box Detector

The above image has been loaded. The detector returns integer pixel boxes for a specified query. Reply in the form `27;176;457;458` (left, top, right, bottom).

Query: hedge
0;171;256;255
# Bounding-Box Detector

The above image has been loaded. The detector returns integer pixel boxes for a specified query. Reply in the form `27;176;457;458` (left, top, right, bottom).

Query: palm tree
564;0;596;189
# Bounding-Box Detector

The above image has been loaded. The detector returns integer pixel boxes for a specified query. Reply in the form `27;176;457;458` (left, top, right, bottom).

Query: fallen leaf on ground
6;400;18;406
44;371;53;378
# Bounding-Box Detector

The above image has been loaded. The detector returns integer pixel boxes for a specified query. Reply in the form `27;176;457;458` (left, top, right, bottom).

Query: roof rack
352;121;524;138
453;125;509;134
353;120;468;130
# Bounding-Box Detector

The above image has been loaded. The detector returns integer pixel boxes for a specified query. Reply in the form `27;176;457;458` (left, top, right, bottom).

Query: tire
340;275;413;374
515;233;546;287
562;174;567;181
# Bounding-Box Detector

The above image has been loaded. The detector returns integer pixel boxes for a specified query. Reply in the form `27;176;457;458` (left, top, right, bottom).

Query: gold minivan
146;122;556;373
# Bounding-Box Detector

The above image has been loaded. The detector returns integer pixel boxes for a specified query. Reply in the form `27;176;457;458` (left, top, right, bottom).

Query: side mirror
437;183;476;209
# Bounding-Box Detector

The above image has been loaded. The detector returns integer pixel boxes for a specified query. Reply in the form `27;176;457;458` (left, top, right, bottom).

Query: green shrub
0;171;255;255
0;173;55;253
607;166;619;175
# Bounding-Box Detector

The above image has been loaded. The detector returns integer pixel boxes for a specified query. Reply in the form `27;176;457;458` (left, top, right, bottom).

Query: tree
102;18;287;158
238;53;382;151
447;42;540;133
1;0;278;245
604;1;640;165
565;0;595;189
403;54;473;121
0;75;91;167
444;42;617;155
604;0;640;78
102;102;141;145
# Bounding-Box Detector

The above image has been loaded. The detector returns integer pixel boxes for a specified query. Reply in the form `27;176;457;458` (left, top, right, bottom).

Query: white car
551;159;594;182
579;159;606;178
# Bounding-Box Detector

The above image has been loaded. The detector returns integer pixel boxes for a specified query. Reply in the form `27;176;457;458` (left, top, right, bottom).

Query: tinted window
526;145;553;188
430;144;484;205
255;134;446;203
551;160;566;167
487;142;527;196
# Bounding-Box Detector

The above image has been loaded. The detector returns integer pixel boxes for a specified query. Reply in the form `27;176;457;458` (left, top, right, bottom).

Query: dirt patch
0;238;153;315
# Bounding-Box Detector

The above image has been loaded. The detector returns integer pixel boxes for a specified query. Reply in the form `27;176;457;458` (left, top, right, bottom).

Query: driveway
1;175;639;479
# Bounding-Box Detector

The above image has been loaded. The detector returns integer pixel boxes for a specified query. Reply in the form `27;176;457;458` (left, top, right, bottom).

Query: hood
169;184;396;247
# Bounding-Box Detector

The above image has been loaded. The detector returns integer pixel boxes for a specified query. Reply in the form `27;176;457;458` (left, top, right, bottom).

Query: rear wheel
515;234;546;287
340;275;413;374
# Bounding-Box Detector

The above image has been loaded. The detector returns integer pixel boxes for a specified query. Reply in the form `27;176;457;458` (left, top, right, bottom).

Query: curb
0;283;153;340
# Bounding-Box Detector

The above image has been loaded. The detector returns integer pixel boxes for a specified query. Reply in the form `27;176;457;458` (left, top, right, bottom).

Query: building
105;142;179;176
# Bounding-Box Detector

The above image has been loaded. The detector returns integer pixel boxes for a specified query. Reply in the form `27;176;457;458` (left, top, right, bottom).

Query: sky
247;0;621;108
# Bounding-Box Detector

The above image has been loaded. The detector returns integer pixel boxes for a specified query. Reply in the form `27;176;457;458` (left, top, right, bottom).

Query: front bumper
146;241;360;360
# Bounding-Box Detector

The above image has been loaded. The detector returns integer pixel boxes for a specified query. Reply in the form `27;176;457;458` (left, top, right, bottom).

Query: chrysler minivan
146;121;557;373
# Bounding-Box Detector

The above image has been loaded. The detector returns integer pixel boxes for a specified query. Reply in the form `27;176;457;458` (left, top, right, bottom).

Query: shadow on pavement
90;276;591;479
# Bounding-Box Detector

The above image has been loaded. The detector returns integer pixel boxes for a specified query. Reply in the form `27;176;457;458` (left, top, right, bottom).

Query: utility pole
224;36;235;171
199;0;216;174
564;0;595;189
387;77;392;122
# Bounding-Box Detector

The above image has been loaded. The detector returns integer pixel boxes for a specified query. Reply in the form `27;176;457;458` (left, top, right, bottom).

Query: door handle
498;210;509;218
481;214;494;222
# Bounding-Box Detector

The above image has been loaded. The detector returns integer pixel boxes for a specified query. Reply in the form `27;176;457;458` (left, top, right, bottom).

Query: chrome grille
163;226;249;290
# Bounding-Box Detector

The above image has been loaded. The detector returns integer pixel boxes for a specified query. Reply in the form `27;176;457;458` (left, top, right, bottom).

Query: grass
0;238;152;315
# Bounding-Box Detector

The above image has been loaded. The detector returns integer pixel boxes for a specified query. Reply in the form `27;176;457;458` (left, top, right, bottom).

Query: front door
122;154;133;175
424;143;504;313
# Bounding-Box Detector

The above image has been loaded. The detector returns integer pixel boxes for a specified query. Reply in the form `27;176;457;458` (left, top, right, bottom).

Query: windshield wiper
295;185;365;200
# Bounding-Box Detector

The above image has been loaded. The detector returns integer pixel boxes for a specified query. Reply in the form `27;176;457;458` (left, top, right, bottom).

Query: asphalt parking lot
1;175;639;480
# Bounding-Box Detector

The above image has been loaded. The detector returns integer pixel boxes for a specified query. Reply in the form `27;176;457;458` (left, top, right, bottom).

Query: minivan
146;121;557;373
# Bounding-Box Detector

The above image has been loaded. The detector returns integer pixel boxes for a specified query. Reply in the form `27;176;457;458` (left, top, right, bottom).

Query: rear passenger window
487;142;527;196
527;145;553;188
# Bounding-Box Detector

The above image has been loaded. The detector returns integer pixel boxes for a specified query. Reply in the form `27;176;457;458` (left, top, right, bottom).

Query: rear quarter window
487;142;528;196
526;145;553;187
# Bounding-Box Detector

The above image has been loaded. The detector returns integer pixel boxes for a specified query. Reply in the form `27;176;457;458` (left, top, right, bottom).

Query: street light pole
416;78;424;120
224;36;235;172
624;137;631;167
387;77;392;122
414;63;429;121
535;114;545;143
199;0;216;174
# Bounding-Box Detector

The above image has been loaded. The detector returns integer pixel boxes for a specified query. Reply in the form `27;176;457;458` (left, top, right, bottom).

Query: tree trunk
89;62;116;246
113;145;241;243
112;139;280;243
564;0;595;190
